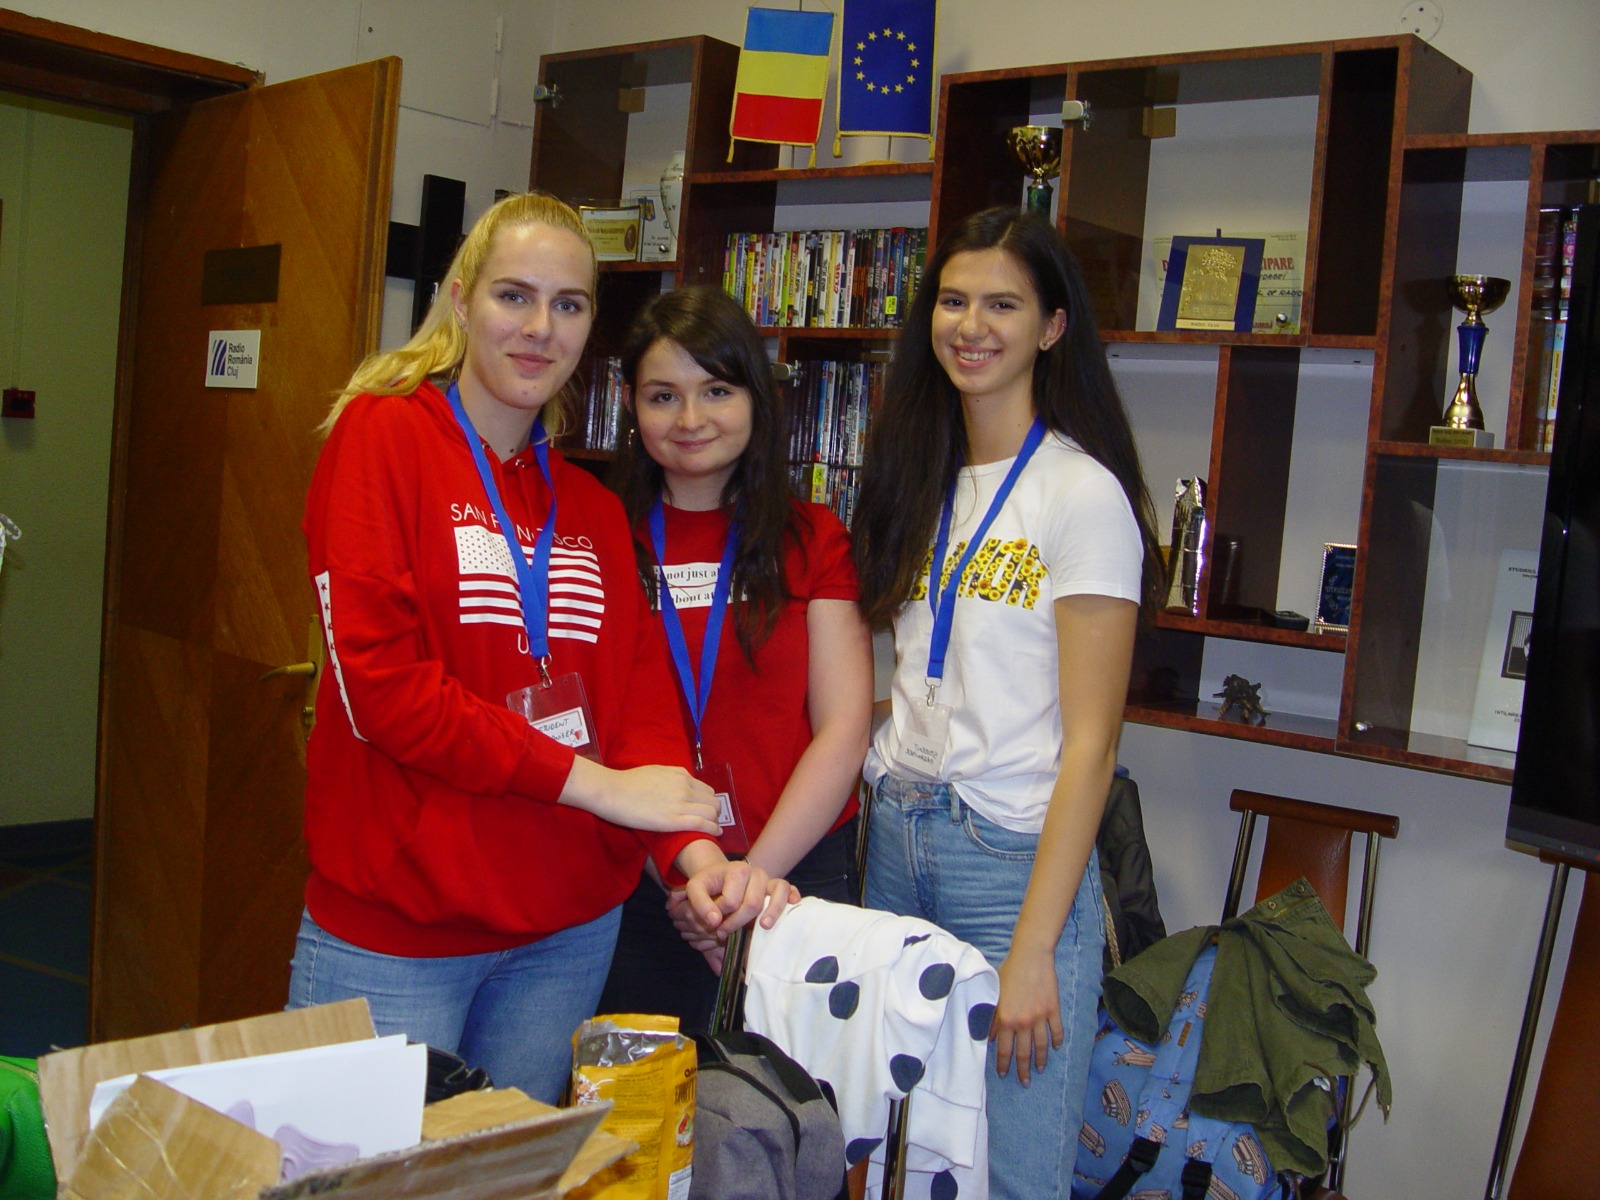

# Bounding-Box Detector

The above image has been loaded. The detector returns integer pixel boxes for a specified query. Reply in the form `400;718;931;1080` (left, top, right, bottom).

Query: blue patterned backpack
1071;942;1291;1200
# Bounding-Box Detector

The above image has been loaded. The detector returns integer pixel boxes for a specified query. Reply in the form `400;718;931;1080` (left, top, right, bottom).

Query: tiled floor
0;819;91;1058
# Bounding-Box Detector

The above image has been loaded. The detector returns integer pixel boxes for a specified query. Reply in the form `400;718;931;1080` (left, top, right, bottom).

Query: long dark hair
610;286;796;662
853;208;1163;627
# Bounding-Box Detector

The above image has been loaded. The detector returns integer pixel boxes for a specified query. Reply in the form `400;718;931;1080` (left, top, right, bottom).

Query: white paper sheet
88;1034;427;1181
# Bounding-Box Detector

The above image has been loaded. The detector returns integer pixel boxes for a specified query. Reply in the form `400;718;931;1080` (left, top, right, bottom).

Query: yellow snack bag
567;1013;696;1200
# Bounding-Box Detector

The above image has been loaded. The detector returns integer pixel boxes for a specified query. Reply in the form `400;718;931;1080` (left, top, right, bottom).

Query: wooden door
93;59;399;1040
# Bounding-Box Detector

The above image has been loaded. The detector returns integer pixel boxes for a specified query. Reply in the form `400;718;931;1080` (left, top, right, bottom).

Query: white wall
532;3;1597;1197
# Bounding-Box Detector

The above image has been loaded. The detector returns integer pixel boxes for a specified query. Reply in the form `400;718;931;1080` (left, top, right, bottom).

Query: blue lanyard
648;498;738;769
448;383;558;676
926;417;1047;691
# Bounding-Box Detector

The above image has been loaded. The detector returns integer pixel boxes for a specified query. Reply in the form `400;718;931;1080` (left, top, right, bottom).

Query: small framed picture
577;203;643;262
1501;610;1533;680
1157;235;1265;333
1314;542;1357;632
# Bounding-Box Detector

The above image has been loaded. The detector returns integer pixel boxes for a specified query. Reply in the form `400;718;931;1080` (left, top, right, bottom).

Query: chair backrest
1506;866;1600;1200
1222;789;1400;959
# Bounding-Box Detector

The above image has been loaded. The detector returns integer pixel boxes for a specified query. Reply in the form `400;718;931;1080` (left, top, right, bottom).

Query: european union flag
835;0;937;155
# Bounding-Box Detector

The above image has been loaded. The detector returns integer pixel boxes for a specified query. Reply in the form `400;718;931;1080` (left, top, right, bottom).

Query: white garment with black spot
744;897;1001;1200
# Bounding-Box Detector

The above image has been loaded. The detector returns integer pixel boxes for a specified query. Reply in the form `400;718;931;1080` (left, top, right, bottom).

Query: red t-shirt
302;383;699;957
651;500;860;838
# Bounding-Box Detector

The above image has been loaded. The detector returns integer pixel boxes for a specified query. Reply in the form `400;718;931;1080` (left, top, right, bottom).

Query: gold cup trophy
1431;273;1511;448
1007;125;1063;217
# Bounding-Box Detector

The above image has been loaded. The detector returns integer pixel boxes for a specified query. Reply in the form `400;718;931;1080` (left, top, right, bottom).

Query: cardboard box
37;1000;632;1200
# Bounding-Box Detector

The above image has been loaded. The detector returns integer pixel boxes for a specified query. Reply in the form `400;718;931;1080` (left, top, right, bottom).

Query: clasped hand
666;864;799;976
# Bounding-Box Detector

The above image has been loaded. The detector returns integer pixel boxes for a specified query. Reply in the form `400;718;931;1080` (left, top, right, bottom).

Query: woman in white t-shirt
852;208;1162;1199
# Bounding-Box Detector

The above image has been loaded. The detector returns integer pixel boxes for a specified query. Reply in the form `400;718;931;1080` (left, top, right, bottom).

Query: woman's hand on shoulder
992;948;1064;1086
557;756;721;834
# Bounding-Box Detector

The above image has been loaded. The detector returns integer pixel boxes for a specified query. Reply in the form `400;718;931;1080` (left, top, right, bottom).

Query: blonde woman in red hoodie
290;193;793;1103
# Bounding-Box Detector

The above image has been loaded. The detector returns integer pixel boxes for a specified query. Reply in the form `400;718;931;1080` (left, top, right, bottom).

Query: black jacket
1096;770;1167;972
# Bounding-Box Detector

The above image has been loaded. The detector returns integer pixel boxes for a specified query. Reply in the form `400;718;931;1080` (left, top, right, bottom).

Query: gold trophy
1431;274;1511;448
1007;125;1062;217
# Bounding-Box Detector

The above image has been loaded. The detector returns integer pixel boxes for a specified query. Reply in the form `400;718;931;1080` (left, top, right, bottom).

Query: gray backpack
690;1031;847;1200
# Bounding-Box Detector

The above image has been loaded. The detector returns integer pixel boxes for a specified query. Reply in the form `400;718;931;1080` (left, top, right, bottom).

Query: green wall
0;94;133;826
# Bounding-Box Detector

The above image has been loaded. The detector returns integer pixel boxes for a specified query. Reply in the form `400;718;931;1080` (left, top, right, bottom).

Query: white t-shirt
865;432;1143;832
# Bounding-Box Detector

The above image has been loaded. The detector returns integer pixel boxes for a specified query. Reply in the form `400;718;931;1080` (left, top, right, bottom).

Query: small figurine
1215;674;1268;725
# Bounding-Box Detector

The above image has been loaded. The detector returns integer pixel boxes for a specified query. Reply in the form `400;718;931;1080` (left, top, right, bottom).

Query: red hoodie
302;382;698;956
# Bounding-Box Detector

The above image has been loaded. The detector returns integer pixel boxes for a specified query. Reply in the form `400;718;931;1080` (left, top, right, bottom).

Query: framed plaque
1157;235;1264;332
578;203;643;262
1313;542;1357;632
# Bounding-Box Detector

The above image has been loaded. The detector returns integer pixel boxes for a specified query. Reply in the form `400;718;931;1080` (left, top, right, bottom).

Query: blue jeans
286;906;620;1104
865;775;1105;1200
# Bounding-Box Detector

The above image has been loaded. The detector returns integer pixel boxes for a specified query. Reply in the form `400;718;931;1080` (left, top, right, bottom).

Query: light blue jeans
865;774;1105;1200
286;906;620;1104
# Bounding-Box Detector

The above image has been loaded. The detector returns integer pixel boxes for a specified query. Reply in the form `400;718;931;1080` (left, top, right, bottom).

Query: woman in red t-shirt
599;286;874;1030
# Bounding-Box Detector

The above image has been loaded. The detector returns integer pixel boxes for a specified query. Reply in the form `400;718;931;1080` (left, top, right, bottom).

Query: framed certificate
577;203;643;262
1157;235;1265;332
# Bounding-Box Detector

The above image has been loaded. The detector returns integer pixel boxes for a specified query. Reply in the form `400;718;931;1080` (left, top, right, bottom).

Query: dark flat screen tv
1507;203;1600;865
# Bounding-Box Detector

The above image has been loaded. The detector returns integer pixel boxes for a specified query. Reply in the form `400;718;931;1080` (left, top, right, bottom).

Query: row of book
787;359;884;471
1532;207;1579;452
789;464;864;529
788;357;883;527
723;227;928;330
577;355;626;452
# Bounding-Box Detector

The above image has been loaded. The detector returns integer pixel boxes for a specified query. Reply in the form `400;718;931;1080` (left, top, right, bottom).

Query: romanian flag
836;0;937;156
730;7;835;165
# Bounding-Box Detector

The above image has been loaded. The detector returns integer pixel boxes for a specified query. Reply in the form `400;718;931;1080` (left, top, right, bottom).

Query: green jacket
1101;878;1391;1178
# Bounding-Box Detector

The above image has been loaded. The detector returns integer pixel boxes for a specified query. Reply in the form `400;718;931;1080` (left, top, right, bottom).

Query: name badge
508;674;600;761
696;760;748;855
896;696;952;779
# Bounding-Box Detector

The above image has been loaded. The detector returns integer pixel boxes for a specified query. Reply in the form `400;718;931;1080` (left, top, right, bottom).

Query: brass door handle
261;616;327;733
260;661;317;681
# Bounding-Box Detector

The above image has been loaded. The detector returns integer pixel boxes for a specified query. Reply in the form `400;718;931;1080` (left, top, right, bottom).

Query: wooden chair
1486;855;1600;1200
1221;789;1401;1197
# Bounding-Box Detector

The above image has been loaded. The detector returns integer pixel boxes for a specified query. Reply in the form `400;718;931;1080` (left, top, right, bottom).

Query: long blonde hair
321;191;597;436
